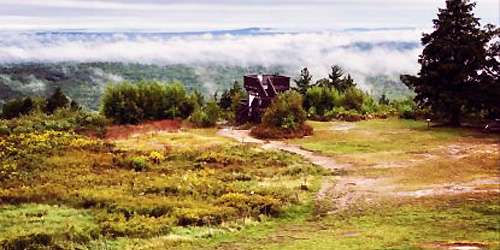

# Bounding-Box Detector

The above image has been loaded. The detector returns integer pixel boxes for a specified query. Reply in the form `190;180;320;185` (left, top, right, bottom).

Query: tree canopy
401;0;499;126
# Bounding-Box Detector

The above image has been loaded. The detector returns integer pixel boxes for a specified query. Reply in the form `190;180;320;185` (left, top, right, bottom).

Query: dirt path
217;128;500;212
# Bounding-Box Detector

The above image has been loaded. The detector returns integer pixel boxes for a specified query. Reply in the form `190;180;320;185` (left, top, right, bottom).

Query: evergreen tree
401;0;497;126
46;87;69;114
341;74;357;91
293;68;313;94
315;78;330;88
328;65;345;90
218;81;245;110
378;94;390;106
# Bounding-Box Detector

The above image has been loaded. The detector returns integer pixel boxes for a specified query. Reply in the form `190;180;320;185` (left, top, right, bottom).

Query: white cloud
0;30;424;86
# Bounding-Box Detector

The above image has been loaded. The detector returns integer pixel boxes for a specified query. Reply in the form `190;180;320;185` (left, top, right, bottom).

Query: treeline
291;66;416;122
1;88;79;119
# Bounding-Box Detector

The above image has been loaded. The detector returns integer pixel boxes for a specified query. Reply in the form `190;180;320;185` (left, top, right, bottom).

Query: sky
0;0;498;31
0;0;498;86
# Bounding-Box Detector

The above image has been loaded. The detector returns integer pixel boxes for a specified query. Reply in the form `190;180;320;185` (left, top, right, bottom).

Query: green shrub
304;86;341;118
175;206;236;226
45;87;70;114
262;91;307;130
97;212;172;238
1;97;34;119
250;91;312;139
342;87;365;111
130;156;149;172
101;81;196;124
189;101;220;128
216;193;282;217
1;109;108;137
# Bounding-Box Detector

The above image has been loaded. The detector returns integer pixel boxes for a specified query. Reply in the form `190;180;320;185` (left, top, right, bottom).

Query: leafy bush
189;101;220;128
262;91;307;130
45;87;70;114
251;91;311;139
97;212;172;238
216;193;282;217
304;86;341;119
1;97;34;119
342;87;366;111
0;109;108;137
101;81;197;124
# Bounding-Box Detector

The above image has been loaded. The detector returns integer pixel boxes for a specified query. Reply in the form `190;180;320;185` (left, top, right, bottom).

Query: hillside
0;63;412;110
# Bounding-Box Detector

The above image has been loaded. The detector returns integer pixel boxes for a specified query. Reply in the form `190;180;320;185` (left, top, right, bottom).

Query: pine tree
341;74;357;92
328;65;344;90
401;0;497;126
46;87;69;114
293;68;313;94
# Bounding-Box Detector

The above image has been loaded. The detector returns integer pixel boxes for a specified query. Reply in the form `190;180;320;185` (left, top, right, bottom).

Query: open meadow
1;118;498;250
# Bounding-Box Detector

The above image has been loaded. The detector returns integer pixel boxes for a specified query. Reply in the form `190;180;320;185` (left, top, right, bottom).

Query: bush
304;86;341;119
97;212;172;238
101;81;196;125
130;156;149;172
262;91;307;130
251;91;311;139
1;97;34;119
216;193;282;217
45;87;70;114
342;87;365;111
0;109;108;137
189;101;220;128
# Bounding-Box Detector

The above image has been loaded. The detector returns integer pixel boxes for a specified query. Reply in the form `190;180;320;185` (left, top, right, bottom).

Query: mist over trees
401;0;499;126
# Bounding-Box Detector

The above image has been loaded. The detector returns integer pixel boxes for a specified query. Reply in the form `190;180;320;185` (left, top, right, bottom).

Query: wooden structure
236;74;290;123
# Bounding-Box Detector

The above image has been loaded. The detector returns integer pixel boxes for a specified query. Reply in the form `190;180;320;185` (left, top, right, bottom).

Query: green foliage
303;85;381;121
45;87;70;114
0;109;108;136
96;212;172;238
0;130;109;180
218;81;245;110
293;68;313;94
216;193;282;217
0;204;99;250
318;65;356;92
304;86;341;119
378;94;390;105
1;97;34;119
262;91;307;130
401;0;499;125
101;81;196;124
342;87;365;111
189;101;221;128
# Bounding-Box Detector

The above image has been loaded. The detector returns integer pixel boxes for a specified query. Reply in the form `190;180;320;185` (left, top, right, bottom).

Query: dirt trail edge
217;128;362;212
217;128;500;213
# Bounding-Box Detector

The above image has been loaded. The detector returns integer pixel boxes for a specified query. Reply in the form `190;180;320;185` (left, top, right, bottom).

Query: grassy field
292;119;499;188
1;119;498;249
0;127;326;249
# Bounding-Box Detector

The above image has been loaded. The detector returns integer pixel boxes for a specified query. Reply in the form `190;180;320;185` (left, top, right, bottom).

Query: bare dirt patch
330;123;356;132
106;119;181;139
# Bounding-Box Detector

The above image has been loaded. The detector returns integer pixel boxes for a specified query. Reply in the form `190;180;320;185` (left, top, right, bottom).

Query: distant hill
0;62;412;110
0;63;285;110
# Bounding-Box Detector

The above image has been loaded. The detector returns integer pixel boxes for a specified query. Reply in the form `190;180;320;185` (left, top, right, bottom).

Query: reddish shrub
250;124;313;139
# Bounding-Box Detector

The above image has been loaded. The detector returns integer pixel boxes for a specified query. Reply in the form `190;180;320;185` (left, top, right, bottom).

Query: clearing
214;119;500;250
0;119;498;249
